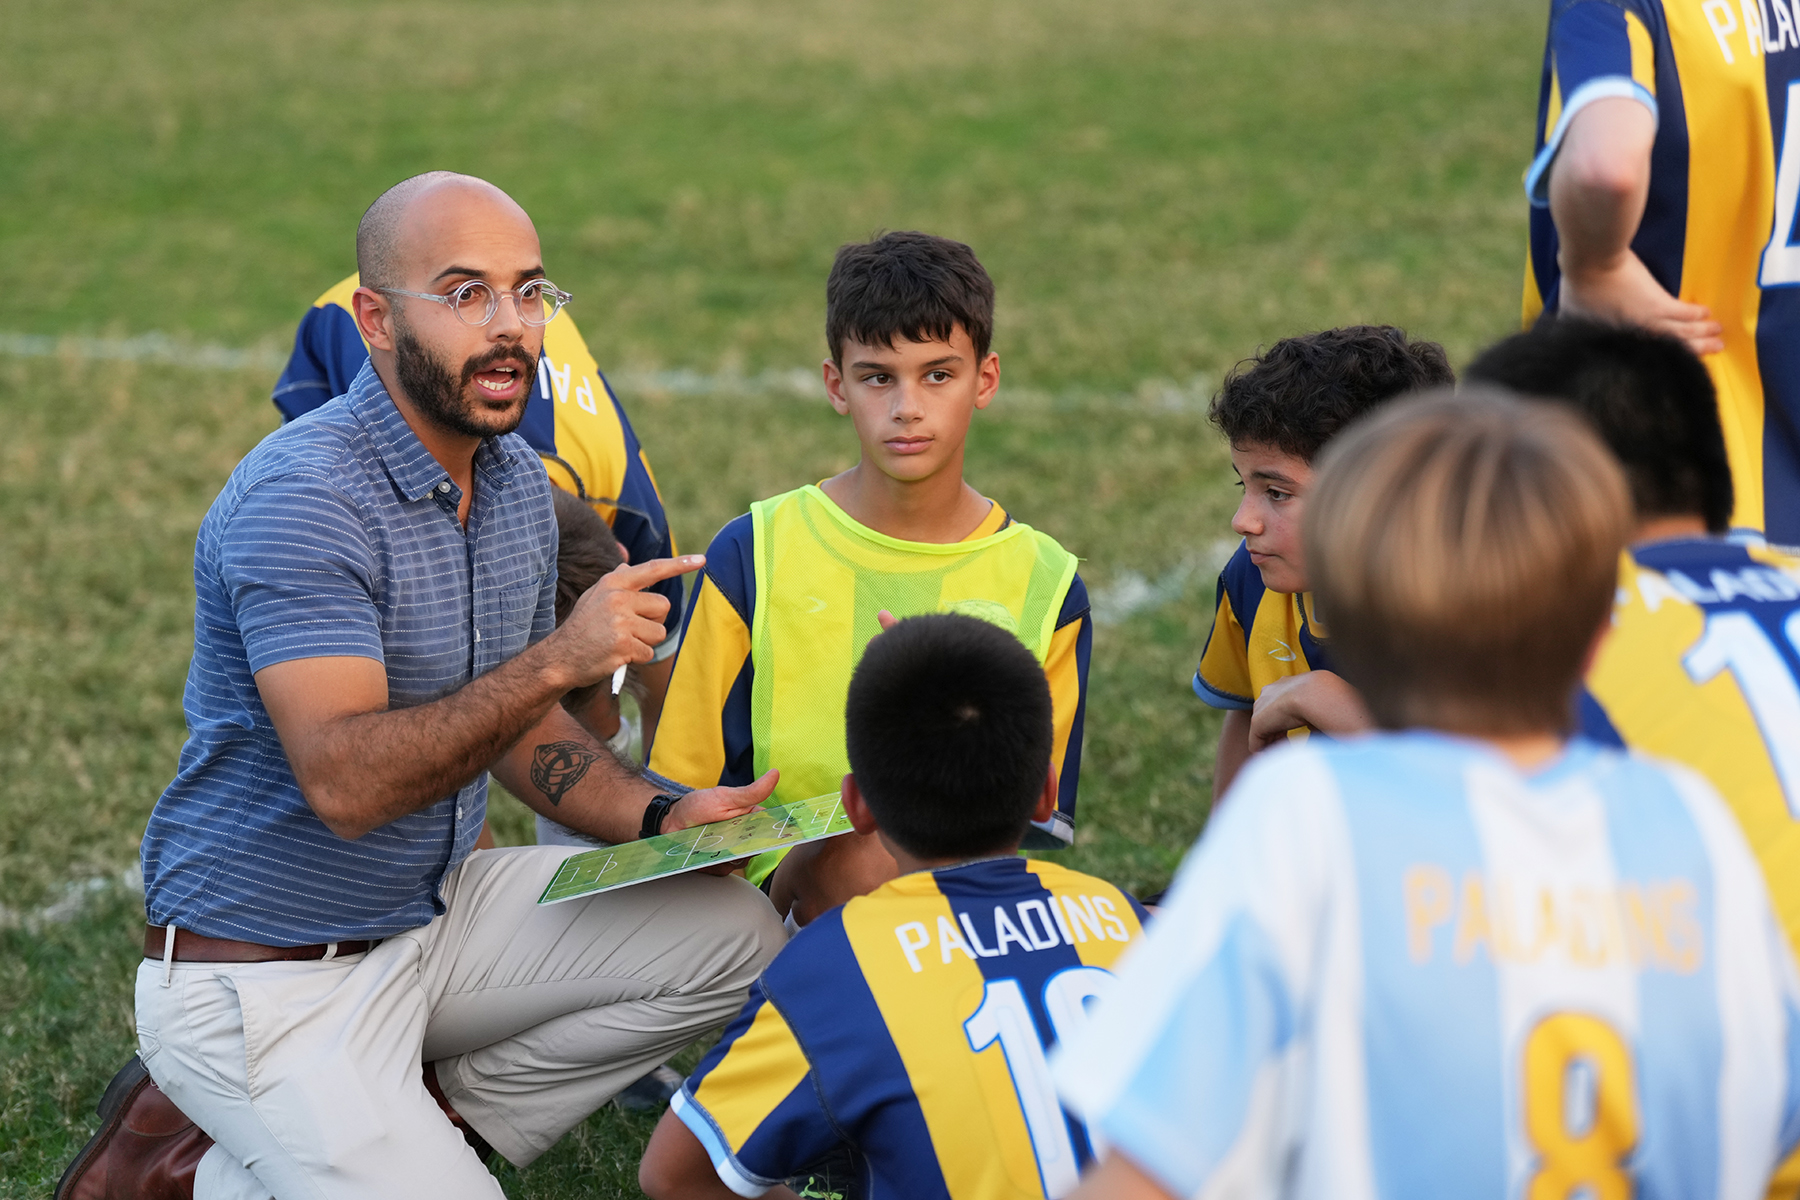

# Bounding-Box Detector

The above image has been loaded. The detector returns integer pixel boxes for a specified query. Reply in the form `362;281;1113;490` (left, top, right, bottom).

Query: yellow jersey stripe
690;993;813;1150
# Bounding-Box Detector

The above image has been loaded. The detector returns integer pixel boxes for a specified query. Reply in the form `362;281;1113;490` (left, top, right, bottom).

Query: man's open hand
663;769;780;834
552;556;704;689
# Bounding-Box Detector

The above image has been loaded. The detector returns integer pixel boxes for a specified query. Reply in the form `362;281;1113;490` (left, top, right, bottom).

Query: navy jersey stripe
1759;67;1800;543
934;859;1098;1165
1576;686;1628;746
1634;2;1690;297
1220;541;1267;655
764;909;955;1200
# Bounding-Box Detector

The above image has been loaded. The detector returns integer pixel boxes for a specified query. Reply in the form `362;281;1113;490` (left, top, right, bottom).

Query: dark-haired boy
649;232;1091;924
1468;319;1800;1090
1195;326;1453;799
639;614;1146;1200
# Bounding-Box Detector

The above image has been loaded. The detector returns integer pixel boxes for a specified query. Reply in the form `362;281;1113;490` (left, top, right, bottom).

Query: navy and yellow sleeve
673;984;843;1197
647;515;757;788
1041;576;1092;845
597;375;683;623
1193;542;1258;710
272;278;368;420
1525;0;1660;205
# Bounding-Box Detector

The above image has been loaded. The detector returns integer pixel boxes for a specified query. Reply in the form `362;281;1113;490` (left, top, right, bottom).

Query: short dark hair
844;614;1052;860
550;488;635;711
825;231;996;365
1210;326;1455;461
1465;317;1733;533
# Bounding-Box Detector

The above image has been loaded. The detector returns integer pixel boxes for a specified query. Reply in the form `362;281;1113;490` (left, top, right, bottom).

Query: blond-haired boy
1056;392;1800;1200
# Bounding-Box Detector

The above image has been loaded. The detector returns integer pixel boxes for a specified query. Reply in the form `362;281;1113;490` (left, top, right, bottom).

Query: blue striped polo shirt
141;362;557;945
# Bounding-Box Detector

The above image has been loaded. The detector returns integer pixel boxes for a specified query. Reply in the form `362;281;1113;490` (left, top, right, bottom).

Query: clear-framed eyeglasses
378;279;572;328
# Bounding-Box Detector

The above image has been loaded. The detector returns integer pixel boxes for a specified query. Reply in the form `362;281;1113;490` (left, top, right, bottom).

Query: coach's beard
393;321;537;441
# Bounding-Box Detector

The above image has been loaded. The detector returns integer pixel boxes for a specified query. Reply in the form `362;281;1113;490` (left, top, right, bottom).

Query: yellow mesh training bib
743;485;1078;885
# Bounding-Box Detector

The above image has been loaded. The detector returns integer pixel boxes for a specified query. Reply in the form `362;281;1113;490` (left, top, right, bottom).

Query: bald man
55;173;786;1200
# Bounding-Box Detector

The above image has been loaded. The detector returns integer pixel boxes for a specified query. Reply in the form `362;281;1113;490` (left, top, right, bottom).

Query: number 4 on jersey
1765;81;1800;286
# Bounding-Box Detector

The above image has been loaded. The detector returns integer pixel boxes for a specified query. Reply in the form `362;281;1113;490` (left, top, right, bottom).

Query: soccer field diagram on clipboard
537;791;851;905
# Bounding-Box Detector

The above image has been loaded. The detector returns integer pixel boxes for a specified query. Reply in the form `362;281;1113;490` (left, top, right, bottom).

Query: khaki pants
134;847;783;1200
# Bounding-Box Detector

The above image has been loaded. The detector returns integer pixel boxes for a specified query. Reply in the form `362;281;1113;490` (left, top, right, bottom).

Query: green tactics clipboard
536;792;852;905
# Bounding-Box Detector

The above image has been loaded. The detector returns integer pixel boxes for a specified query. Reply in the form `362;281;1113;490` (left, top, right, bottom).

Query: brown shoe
54;1056;212;1200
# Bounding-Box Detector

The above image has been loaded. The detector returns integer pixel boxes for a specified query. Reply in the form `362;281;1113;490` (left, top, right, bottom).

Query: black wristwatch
640;793;682;840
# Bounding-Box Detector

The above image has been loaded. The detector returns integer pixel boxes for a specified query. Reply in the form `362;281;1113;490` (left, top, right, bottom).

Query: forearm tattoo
530;741;597;807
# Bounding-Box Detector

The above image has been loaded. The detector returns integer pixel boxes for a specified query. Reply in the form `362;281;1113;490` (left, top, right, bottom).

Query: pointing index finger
605;554;706;592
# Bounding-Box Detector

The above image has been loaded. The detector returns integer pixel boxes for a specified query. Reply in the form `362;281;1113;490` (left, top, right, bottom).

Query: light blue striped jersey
141;362;556;945
1055;732;1800;1200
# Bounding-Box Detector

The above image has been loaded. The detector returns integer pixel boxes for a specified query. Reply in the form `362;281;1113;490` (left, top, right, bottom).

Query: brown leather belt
144;925;379;963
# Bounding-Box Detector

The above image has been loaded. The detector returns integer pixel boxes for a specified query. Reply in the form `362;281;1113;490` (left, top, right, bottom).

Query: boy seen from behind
649;233;1091;925
640;613;1146;1200
1468;317;1800;1010
1058;394;1800;1200
1195;327;1453;800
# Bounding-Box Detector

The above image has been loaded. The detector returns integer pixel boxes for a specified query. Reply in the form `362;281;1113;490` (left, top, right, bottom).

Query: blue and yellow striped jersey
1192;541;1331;726
1523;0;1800;539
270;273;682;622
673;856;1147;1199
647;499;1092;848
1582;536;1800;958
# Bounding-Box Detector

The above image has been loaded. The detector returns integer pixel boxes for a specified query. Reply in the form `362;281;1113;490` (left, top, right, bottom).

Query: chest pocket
493;577;543;658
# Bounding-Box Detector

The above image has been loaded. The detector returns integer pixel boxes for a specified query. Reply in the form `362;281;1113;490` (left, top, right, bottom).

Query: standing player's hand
1248;670;1373;751
551;556;704;689
1560;250;1725;358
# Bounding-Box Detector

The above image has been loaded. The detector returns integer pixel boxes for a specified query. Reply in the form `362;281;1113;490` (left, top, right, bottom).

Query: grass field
1;0;1545;1194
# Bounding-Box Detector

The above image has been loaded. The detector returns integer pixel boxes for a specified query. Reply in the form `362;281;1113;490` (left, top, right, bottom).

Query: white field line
1088;537;1238;626
0;864;144;933
4;328;1230;614
0;330;290;372
0;329;1216;411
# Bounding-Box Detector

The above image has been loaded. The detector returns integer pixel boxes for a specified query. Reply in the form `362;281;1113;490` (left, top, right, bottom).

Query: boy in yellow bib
648;232;1091;926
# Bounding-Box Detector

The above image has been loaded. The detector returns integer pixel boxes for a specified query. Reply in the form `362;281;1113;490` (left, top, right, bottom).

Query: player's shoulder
539;311;631;433
310;272;361;313
539;305;598;366
1023;858;1129;898
1023;860;1149;926
700;513;757;620
961;500;1087;625
1552;0;1669;35
1625;534;1800;607
1057;573;1090;629
1217;540;1270;626
1257;731;1500;823
1579;742;1761;873
760;904;863;1004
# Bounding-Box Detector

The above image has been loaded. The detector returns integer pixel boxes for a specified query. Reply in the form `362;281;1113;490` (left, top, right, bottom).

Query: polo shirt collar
346;361;518;502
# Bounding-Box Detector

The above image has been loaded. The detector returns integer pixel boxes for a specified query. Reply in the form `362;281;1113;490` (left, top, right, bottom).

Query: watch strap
640;793;681;840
